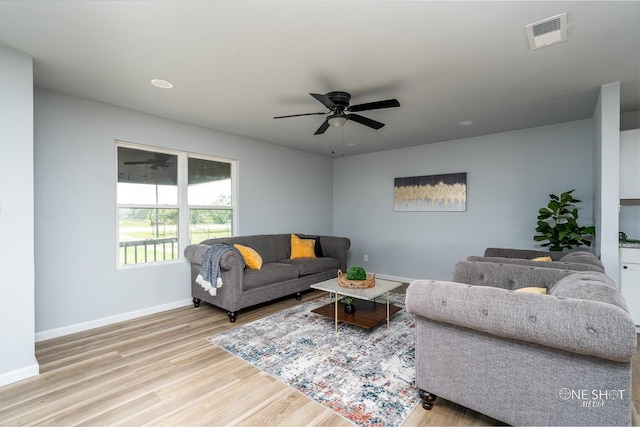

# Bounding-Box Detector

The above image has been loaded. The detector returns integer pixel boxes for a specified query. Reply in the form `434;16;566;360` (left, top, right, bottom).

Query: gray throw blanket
196;244;244;296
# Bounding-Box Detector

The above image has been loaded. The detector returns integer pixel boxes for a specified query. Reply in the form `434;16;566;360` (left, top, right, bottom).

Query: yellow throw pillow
233;244;263;270
532;256;552;262
515;287;547;294
290;234;317;259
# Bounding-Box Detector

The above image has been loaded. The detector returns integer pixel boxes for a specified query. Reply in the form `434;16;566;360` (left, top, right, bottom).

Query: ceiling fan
123;153;173;170
273;91;400;135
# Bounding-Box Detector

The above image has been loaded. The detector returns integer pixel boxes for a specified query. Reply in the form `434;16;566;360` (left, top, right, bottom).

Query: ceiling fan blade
348;113;385;130
347;98;400;112
314;119;330;135
310;93;336;109
273;112;326;119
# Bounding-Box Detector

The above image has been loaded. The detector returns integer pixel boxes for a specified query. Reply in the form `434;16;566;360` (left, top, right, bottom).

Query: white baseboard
34;276;416;343
35;298;193;342
0;360;39;388
377;273;416;284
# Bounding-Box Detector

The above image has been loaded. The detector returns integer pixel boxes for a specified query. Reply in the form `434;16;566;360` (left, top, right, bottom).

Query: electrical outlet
364;255;368;262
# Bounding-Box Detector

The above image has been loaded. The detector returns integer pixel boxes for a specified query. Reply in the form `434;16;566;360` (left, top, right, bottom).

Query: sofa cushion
242;263;299;290
532;256;552;262
279;257;340;276
200;234;291;263
233;244;263;270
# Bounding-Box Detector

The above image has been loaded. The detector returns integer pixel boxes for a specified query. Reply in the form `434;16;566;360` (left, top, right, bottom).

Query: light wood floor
0;290;637;426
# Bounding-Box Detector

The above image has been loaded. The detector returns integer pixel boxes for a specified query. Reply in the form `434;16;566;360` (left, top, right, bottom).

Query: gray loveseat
184;233;350;322
406;258;637;426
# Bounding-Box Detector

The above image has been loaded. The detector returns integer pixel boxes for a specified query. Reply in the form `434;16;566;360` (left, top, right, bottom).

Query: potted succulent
533;189;595;251
340;296;355;314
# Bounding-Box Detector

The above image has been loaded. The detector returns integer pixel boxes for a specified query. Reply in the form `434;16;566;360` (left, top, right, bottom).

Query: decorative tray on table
337;269;376;289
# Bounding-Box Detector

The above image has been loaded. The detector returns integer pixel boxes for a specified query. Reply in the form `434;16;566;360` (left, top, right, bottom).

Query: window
116;142;235;267
188;157;233;244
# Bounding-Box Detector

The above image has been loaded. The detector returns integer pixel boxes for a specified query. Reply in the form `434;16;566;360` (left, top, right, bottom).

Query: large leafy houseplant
534;189;595;251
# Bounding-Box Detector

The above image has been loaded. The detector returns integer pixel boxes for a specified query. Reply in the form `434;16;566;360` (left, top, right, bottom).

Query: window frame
115;140;237;269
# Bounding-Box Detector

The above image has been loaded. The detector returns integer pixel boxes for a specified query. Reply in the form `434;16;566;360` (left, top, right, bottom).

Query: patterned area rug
207;293;418;427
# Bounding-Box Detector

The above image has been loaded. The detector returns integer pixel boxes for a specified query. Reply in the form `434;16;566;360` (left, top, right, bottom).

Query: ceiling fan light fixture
328;115;348;128
274;91;398;135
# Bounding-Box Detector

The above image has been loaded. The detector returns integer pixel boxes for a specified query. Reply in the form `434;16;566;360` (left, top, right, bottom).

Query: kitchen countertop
620;242;640;248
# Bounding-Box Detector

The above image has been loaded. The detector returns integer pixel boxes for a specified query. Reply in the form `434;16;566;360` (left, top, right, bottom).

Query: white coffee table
310;277;404;332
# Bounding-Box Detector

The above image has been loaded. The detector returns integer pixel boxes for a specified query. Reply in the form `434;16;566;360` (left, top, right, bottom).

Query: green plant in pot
533;189;595;251
340;296;355;314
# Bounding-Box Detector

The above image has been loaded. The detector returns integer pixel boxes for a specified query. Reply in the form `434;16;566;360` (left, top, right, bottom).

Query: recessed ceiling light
345;142;356;147
151;79;174;89
458;120;475;126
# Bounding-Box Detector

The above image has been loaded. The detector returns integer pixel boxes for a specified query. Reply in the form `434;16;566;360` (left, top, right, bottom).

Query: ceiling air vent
525;13;568;50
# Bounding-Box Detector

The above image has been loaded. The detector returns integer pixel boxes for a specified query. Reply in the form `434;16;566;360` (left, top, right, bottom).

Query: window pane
118;147;177;205
119;208;179;265
189;208;232;244
188;157;231;206
117;183;178;205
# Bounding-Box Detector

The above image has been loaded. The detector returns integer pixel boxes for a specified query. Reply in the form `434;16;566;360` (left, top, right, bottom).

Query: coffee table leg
386;290;390;329
334;291;338;332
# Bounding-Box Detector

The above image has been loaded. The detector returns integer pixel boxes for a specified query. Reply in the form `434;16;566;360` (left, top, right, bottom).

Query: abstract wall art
394;172;467;212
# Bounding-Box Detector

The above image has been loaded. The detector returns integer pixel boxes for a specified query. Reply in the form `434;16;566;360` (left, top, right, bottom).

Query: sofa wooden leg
193;298;201;308
419;389;437;410
295;292;302;301
228;312;236;322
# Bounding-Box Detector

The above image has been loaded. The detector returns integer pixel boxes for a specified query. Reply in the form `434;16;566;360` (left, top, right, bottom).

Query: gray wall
34;89;333;337
333;120;594;281
0;48;38;386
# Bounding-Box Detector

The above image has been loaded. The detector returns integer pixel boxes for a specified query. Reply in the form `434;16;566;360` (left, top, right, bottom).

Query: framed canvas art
394;172;467;212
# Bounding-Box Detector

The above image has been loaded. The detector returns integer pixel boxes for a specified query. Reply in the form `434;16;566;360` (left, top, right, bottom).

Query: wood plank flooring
0;289;637;426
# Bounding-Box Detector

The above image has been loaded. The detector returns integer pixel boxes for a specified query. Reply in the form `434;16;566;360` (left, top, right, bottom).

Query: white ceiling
1;1;639;157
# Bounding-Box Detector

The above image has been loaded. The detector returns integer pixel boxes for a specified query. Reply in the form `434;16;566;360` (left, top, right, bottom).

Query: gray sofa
406;259;637;426
184;233;350;322
468;247;606;272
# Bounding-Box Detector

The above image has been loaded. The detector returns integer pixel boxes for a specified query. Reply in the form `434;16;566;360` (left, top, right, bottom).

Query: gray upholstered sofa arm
406;278;637;362
183;243;245;275
218;249;245;271
317;235;351;271
184;243;243;269
183;244;210;266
